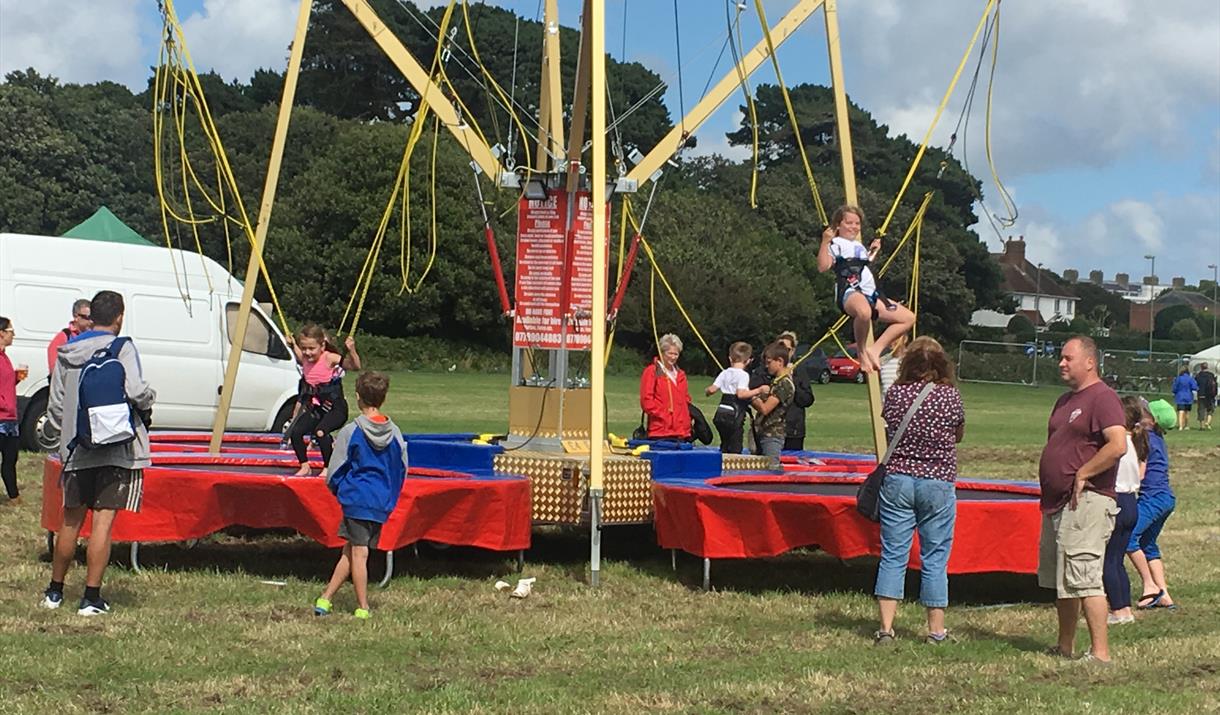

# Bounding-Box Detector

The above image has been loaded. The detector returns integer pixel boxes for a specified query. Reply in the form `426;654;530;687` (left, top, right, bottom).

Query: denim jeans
874;473;957;608
1127;489;1176;561
757;436;784;458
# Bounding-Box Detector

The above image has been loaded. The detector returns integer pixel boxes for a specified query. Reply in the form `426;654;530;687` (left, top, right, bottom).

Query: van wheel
273;400;296;435
19;393;53;452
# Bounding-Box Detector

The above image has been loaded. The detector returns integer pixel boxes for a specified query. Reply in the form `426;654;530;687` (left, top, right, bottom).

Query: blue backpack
72;337;137;450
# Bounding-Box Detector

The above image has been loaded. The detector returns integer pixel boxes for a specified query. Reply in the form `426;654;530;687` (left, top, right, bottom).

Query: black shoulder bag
856;382;935;522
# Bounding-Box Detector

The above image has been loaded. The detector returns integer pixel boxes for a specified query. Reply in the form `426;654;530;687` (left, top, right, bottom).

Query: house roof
1154;290;1217;311
61;207;155;247
991;254;1077;300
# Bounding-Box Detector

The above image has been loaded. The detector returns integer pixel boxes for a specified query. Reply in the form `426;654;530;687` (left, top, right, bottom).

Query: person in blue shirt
1127;399;1177;610
1170;366;1198;431
313;371;407;619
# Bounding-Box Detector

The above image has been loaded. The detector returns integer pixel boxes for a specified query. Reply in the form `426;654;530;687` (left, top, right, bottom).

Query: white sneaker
40;590;63;609
1107;614;1135;625
77;597;111;616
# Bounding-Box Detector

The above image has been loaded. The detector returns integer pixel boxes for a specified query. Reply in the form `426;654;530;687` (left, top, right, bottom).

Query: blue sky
3;0;1218;286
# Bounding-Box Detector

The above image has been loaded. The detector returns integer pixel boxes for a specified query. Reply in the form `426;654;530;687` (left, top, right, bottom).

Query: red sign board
512;191;608;350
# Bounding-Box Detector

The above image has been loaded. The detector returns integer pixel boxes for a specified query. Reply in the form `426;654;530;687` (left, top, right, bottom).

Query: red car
827;346;866;384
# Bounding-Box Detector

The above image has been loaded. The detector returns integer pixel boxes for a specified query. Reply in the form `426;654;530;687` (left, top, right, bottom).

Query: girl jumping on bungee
818;205;915;374
285;323;361;477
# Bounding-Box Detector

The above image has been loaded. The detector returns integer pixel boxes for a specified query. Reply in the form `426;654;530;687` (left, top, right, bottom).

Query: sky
2;0;1218;287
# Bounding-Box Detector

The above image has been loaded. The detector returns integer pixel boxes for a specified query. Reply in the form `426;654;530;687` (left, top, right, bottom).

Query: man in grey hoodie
41;290;155;616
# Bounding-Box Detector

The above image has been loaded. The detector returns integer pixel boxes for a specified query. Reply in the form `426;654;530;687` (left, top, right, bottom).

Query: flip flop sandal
1136;590;1164;609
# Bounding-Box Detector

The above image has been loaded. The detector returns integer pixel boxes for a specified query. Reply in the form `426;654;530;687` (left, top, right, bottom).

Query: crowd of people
4;203;1194;650
9;290;403;618
638;316;1185;658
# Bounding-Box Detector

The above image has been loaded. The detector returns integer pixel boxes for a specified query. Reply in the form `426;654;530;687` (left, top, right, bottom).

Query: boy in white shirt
706;342;770;454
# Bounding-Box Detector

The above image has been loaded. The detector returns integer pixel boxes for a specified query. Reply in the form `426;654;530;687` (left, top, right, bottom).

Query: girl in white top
1105;396;1150;624
817;205;916;374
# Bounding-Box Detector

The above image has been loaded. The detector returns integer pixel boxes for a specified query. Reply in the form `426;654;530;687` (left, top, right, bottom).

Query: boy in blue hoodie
313;371;407;619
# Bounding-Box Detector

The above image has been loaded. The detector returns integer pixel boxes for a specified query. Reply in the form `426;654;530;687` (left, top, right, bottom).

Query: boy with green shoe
313;371;407;619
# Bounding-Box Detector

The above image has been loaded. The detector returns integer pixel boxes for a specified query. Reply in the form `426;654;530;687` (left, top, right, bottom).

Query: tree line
0;0;1012;370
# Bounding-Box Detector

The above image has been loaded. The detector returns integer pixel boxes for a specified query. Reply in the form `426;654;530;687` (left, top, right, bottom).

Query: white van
0;232;300;450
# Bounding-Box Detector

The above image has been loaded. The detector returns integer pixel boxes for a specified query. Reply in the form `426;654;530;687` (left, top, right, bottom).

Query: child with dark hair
314;371;407;619
286;323;361;477
1105;396;1150;625
750;342;796;459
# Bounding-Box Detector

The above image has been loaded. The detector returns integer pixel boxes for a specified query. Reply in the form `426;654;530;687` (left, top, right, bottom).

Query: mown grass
0;376;1217;713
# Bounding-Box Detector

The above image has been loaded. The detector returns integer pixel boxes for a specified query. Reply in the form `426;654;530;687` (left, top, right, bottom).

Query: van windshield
225;304;290;360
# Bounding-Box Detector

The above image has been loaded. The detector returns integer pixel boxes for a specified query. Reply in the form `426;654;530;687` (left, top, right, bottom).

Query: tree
1170;318;1202;342
1073;282;1131;328
1154;304;1196;339
1007;314;1035;341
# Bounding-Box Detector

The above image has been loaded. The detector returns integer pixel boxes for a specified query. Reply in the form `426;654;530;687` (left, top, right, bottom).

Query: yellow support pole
209;0;313;453
589;0;607;587
340;0;501;180
535;0;565;171
824;0;886;458
625;0;825;188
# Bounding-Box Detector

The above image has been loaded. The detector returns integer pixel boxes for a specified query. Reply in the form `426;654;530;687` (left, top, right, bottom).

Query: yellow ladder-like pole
589;0;607;587
824;0;886;458
209;0;313;453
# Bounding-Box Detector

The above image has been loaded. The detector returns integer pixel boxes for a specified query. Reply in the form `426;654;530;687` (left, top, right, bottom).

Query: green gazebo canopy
61;207;155;246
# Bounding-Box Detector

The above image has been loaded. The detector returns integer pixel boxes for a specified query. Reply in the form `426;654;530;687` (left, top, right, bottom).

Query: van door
222;301;297;430
124;294;219;428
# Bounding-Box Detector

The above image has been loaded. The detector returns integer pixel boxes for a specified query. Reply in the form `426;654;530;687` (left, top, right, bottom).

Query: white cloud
178;0;299;84
0;0;153;87
837;0;1220;178
1013;193;1220;284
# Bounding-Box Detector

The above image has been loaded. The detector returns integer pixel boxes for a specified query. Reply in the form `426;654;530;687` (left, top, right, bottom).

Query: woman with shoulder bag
872;336;965;646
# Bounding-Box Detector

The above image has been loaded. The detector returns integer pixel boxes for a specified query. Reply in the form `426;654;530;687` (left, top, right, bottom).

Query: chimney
1172;276;1185;289
1142;275;1158;286
1116;273;1130;288
1002;236;1026;266
1062;269;1079;284
1090;270;1104;285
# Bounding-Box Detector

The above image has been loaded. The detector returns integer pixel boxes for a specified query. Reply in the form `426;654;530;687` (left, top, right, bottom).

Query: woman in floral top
873;336;965;646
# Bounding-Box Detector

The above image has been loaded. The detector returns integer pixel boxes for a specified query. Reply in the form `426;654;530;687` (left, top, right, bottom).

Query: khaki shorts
1038;490;1118;599
62;466;144;512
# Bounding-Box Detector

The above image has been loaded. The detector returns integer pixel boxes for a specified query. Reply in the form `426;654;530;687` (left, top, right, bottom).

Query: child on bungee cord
817;204;915;374
285;323;361;478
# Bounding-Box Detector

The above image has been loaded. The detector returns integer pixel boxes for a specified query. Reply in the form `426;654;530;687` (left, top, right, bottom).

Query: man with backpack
1196;362;1217;430
41;291;155;616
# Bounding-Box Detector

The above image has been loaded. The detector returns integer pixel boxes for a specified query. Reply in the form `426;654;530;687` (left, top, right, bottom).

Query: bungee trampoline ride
41;0;1038;588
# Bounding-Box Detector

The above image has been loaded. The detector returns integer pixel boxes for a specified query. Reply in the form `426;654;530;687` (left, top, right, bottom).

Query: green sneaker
313;597;332;616
353;608;371;620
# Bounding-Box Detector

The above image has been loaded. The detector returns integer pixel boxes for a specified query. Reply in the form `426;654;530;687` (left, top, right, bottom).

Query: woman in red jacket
640;333;692;440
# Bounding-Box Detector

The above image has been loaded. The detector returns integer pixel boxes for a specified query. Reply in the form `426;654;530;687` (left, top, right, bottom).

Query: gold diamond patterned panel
493;452;655;525
721;454;779;473
494;452;587;524
601;456;653;524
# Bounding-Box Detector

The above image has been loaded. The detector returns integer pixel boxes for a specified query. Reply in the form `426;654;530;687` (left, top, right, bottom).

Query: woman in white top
1104;396;1149;625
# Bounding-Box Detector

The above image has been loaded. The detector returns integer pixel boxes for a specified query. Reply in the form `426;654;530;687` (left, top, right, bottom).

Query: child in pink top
286;323;361;477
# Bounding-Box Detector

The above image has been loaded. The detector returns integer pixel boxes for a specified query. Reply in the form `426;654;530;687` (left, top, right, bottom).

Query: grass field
1;376;1217;713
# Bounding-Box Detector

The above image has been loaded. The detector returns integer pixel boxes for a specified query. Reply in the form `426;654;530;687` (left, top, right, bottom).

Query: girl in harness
817;205;915;374
286;323;361;477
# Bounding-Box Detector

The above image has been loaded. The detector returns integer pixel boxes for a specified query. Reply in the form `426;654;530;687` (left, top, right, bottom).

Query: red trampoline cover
652;475;1041;574
41;457;531;553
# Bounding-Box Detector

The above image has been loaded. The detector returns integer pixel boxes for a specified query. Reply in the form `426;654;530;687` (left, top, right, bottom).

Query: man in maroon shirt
45;299;92;375
1038;336;1127;663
